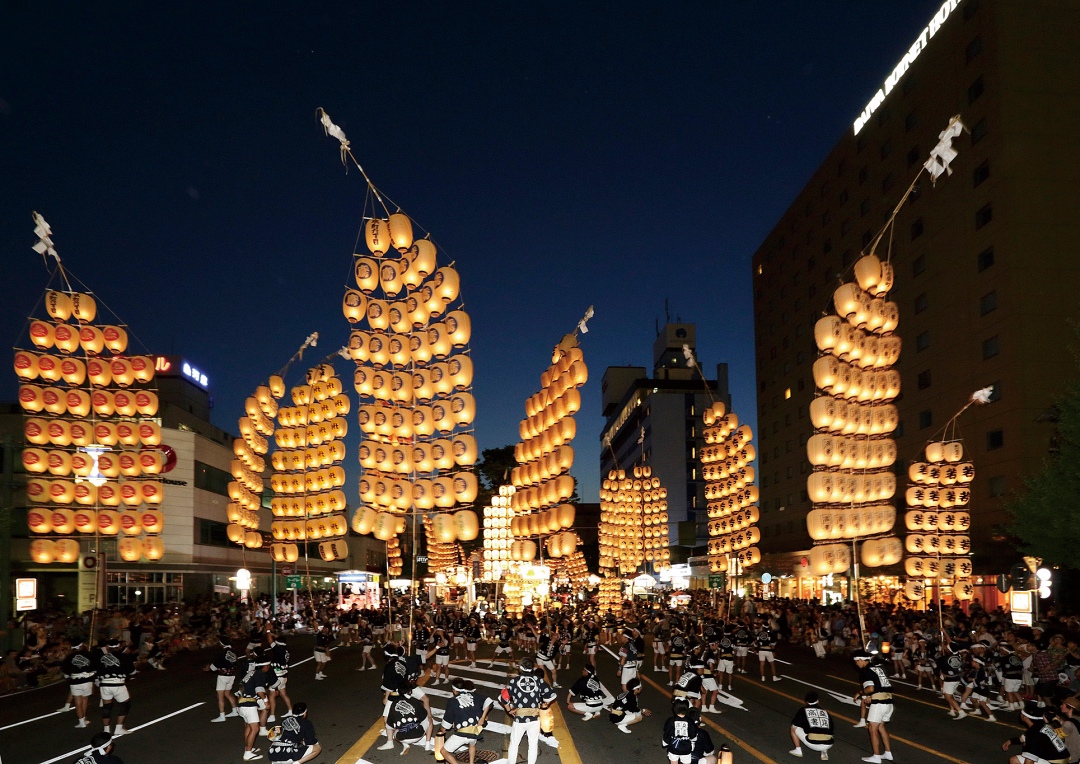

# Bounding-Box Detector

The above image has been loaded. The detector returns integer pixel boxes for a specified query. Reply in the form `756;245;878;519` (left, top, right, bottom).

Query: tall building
600;323;731;561
751;0;1080;584
2;354;385;613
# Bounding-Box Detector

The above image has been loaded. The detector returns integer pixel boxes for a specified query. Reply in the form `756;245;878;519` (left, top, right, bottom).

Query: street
1;635;1018;764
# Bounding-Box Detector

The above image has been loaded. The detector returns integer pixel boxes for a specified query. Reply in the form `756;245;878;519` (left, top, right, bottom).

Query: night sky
1;2;945;502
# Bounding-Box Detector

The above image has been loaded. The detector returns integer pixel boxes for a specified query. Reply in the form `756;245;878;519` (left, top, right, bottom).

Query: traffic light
1009;563;1033;591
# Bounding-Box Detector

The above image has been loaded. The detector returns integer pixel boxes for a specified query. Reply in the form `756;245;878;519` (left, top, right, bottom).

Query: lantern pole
852;536;866;639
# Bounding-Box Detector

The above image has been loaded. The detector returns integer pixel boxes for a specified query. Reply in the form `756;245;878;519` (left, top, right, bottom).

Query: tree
474;445;517;509
1007;333;1080;568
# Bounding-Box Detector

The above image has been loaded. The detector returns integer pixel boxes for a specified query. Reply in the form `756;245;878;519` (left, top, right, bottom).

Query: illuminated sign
182;361;209;388
154;357;172;373
852;0;962;135
16;578;37;611
151;355;209;388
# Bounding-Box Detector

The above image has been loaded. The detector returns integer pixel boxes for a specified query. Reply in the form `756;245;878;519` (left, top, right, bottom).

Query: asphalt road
0;635;1021;764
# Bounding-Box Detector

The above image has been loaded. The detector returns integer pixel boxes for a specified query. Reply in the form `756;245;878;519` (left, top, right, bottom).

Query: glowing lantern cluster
548;544;589;588
598;465;671;575
19;249;166;565
343;213;479;578
902;440;974;600
225;376;279;552
262;364;351;561
509;332;588;564
701;401;761;573
503;572;523;616
597;576;623;614
423;513;462;573
482;486;514;581
805;253;901;564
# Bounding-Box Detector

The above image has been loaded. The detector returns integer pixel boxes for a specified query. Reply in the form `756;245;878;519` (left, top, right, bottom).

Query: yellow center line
825;674;1024;731
548;701;585;764
636;673;779;764
741;675;973;764
334;715;385;764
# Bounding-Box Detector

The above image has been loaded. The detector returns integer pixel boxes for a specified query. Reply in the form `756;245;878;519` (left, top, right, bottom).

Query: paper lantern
53;323;80;354
453;510;479;541
92;390;118;419
72;507;98;534
78;324;105;355
143;537;164;560
49;507;75;533
141;510;165;533
27;506;52;533
373;511;398;541
30;538;57;563
138;420;162;445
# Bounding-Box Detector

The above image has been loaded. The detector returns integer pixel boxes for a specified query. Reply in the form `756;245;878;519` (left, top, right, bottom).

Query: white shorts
1019;754;1053;764
216;675;236;692
718;659;734;674
238;706;261;724
702;677;718;692
654;642;667;655
758;650;775;663
571;701;607;714
668;753;691;764
467;642;477;650
735;646;749;657
794;726;833;752
444;734;478;752
314;650;330;663
454;636;464;644
270;676;287;690
561;644;571;655
942;680;959;695
867;702;893;724
374;627;386;635
71;683;94;697
916;666;934;674
538;658;555;671
669;658;684;667
436;655;450;666
363;645;373;654
584;646;596;655
100;685;130;703
1004;678;1022;693
495;646;512;655
621;711;642;725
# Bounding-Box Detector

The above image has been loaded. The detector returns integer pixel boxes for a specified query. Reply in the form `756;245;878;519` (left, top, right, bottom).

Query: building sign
152;355;209;388
853;0;963;135
16;578;37;611
708;574;725;589
285;575;302;590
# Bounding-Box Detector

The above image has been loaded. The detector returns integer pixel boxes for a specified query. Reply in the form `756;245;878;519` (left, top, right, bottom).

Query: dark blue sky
1;2;945;501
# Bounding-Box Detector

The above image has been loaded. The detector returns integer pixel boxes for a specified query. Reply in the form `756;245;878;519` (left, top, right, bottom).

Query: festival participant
377;643;408;751
997;642;1025;711
617;628;641;692
489;622;514;667
662;699;700;764
673;651;705;712
313;625;334;681
963;651;998;722
77;732;124;764
500;657;557;764
208;634;240;723
755;619;781;682
582;618;599;671
534;625;561;689
267;702;322;764
62;639;96;729
668;626;687;687
557;623;573;671
450;611;468;662
716;629;737;693
1001;708;1071;764
937;637;966;719
789;692;834;761
237;649;272;761
355;620;377;671
653;618;669;673
852;649;894;764
439;678;494;764
386;679;434;754
911;637;937;693
565;664;610;720
267;635;292;723
700;638;722;714
430;628;452;685
464;618;482;668
95;639;135;737
608;676;651;734
732;620;752;675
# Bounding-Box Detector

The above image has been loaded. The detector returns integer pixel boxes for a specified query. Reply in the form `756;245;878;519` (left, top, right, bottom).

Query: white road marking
781;675;861;707
0;707;69;731
450;663;512;678
288;645;341;668
36;702;204;764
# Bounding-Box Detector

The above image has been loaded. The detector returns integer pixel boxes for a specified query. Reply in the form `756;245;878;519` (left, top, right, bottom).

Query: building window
838;189;849;206
964;0;980;20
917;370;932;389
797;379;805;392
194;461;232;497
988;475;1006;498
841;219;851;235
905;110;917;133
784;388;791;399
972;160;990;187
910;218;924;240
877;107;890;127
977;246;995;271
913;255;926;276
918;410;933;429
882;173;895;192
980;290;998;315
987;382;1002;402
858;166;869;184
906;145;921;168
859;198;870;217
975;203;993;229
914;293;928;314
968;75;985;104
986;428;1005;450
983;335;1000;359
841;249;854;266
823;239;832;254
902;73;917;94
198;518;233;548
916;331;930;352
971;117;988;144
880;141;892;160
965;35;983;62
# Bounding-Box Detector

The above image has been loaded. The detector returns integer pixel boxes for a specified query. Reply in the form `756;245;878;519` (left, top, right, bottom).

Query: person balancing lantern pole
852;649;894;763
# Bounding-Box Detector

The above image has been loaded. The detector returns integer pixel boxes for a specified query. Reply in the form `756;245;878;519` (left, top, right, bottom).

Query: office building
750;0;1080;586
600;323;731;562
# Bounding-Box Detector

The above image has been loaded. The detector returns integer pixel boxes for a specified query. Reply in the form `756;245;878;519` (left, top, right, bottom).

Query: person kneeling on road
386;679;434;755
267;702;322;764
662;699;700;764
566;664;611;721
77;731;124;764
438;678;494;764
608;677;651;734
789;692;834;761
